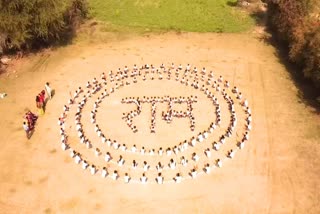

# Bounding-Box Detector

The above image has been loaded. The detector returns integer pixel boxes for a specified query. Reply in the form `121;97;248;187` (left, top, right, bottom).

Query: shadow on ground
261;31;320;114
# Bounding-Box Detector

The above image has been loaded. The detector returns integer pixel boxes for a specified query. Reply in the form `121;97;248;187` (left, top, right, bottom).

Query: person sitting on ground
158;147;163;156
131;144;137;153
140;146;145;155
174;173;182;183
216;159;222;168
105;152;112;162
101;167;108;178
118;155;125;166
156;162;163;172
140;173;147;184
190;168;197;178
82;160;88;170
204;163;211;174
213;141;220;151
124;173;130;183
227;149;235;159
204;148;211;158
74;153;82;164
112;170;118;180
143;161;149;171
156;173;164;184
90;164;96;175
132;160;138;169
192;152;200;162
169;158;176;169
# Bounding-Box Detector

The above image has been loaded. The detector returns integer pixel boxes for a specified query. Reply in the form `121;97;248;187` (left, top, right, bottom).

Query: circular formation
58;63;252;184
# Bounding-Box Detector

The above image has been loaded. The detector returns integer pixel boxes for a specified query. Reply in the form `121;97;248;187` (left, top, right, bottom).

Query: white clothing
90;166;96;175
82;161;88;170
175;176;182;183
105;153;111;162
217;160;222;168
101;168;108;177
112;172;118;180
124;175;130;183
156;176;163;184
75;154;81;164
140;176;147;184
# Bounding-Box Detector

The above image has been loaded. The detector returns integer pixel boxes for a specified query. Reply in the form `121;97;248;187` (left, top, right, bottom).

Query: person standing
38;90;46;115
23;121;30;139
45;82;52;100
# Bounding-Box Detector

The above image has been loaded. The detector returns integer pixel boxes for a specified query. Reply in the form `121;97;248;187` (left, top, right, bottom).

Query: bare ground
0;31;319;213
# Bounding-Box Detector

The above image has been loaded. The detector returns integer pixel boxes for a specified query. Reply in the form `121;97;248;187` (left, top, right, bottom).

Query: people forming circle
58;63;252;184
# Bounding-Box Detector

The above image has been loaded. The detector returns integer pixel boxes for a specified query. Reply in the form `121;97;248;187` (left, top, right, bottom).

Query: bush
0;0;88;52
267;0;320;88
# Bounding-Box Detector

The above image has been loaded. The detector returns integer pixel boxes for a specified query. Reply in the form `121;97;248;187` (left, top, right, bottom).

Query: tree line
267;0;320;89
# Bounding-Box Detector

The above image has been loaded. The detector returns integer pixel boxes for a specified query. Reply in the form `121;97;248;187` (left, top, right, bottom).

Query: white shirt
70;150;75;158
143;164;149;171
217;160;222;168
191;170;197;178
204;165;211;174
191;138;196;147
105;153;111;162
192;154;199;162
205;149;211;158
156;176;163;184
239;141;245;149
131;146;137;153
198;134;203;142
113;142;119;150
175;176;182;183
181;158;187;166
203;132;208;139
140;148;145;155
45;84;52;95
82;161;88;170
169;161;176;169
228;150;235;159
118;158;124;166
75;155;81;164
22;124;29;131
213;143;220;151
90;166;96;175
101;169;108;177
112;172;118;180
124;175;130;183
61;143;67;151
140;176;147;184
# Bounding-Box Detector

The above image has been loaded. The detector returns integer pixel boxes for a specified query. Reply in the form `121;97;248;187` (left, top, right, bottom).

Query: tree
0;0;87;51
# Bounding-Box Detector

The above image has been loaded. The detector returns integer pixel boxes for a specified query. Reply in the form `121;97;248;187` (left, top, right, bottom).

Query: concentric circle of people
58;63;252;184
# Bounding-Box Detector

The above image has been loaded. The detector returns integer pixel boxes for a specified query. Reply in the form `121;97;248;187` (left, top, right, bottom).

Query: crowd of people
58;63;252;184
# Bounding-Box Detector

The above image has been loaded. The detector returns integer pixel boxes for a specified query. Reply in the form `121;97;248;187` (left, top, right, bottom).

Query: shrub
267;0;320;88
0;0;88;52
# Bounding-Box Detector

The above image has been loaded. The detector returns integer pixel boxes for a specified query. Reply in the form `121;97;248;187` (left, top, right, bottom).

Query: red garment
39;91;45;104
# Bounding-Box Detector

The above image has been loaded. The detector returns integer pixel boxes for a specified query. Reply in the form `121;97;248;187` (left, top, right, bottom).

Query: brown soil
0;31;319;213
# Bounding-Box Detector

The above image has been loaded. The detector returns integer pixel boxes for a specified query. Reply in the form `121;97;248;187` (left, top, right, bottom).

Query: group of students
58;63;252;183
22;82;53;139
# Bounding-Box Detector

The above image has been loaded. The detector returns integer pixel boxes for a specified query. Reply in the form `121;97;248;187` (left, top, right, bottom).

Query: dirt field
0;31;319;214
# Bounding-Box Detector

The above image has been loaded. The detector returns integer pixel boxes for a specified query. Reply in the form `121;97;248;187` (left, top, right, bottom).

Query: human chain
121;96;198;133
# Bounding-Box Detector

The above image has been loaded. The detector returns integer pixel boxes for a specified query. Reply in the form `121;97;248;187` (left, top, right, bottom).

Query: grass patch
89;0;255;33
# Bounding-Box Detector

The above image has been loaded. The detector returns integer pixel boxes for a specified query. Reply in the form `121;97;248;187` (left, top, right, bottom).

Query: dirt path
0;32;319;213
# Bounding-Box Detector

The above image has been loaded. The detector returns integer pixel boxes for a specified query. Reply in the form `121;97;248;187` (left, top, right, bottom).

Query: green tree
0;0;87;51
